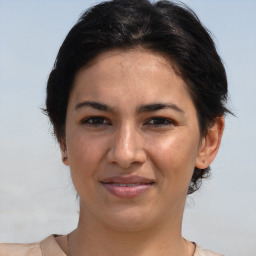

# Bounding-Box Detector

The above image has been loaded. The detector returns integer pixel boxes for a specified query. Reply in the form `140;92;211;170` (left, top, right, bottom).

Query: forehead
80;48;181;81
85;48;170;69
69;48;194;112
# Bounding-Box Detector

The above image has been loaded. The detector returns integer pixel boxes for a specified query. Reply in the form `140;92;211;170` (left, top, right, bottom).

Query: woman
0;0;230;255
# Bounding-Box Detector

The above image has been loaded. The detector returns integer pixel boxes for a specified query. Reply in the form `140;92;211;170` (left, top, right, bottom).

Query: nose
106;123;146;169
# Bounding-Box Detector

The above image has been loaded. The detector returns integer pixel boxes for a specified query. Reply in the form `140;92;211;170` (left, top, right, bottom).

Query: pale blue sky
0;1;255;255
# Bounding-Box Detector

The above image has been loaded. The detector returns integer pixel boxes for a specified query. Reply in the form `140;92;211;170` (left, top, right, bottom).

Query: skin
59;48;224;256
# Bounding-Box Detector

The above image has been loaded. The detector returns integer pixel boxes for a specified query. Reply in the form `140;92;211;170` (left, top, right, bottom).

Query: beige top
0;235;223;256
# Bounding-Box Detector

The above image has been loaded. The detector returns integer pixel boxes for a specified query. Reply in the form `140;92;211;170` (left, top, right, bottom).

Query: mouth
106;183;153;187
100;176;155;199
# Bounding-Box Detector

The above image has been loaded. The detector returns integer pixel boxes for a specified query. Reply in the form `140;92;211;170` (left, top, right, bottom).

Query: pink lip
100;176;155;199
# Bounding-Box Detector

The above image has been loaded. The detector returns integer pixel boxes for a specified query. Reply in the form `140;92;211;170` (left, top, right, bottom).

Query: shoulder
0;242;41;256
0;235;66;256
194;244;224;256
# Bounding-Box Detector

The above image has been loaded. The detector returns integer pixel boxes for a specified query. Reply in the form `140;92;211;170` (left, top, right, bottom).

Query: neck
68;200;188;256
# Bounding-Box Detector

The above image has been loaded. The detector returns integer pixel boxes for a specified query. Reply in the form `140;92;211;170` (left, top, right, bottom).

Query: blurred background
0;0;255;255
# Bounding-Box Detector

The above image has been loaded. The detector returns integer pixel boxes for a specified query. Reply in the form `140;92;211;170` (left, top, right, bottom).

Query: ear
196;116;225;169
60;139;70;166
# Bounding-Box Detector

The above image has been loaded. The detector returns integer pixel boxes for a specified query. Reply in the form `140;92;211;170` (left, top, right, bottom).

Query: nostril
106;128;146;168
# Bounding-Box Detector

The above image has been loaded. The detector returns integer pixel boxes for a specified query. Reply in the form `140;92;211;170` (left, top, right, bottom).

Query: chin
101;206;156;232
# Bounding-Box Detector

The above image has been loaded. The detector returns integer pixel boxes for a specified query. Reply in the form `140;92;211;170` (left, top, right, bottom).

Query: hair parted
44;0;231;194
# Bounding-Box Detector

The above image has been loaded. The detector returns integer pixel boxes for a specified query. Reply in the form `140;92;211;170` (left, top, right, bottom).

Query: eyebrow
75;101;184;114
75;101;114;112
137;103;185;114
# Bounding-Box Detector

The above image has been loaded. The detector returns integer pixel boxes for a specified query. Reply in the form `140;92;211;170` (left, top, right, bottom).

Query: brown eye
81;116;110;126
146;117;173;127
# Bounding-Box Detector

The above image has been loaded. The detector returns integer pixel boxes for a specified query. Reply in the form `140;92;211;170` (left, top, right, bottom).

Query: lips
100;176;155;199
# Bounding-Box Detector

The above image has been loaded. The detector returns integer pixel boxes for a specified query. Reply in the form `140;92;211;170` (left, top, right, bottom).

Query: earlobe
60;140;70;166
196;116;225;169
63;157;69;166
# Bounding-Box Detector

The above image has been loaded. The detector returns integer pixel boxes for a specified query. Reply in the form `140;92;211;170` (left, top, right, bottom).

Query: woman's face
63;49;208;230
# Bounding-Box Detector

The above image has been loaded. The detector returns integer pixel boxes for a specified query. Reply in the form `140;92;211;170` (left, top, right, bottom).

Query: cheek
146;132;199;180
66;132;108;182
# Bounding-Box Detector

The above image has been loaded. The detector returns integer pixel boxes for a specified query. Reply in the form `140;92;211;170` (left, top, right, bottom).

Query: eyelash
145;117;174;127
81;116;111;126
81;116;174;127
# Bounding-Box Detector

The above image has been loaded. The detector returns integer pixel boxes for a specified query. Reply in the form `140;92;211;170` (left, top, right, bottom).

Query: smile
110;183;151;187
100;176;155;199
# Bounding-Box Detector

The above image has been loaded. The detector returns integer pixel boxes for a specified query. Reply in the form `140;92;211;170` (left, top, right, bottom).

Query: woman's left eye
145;117;174;127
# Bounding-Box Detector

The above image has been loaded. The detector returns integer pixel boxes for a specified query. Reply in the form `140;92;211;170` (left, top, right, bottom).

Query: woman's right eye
81;116;110;126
